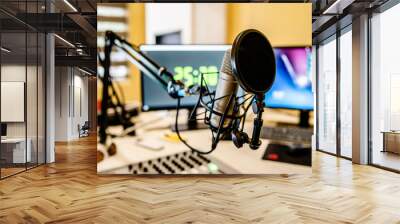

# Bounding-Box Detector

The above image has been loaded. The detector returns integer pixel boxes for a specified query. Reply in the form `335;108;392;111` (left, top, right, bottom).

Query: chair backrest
82;121;90;129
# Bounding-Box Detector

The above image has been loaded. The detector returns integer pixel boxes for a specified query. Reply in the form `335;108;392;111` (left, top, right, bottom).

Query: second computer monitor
140;45;314;113
140;45;229;111
264;47;313;111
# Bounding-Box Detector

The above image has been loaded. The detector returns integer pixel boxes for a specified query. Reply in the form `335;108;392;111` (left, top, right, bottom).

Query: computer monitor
140;45;229;130
264;47;313;127
140;45;313;128
140;45;229;111
1;123;7;137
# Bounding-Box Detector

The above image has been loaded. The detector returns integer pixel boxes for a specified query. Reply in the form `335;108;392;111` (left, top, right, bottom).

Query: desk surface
1;137;27;143
381;131;400;134
97;111;311;175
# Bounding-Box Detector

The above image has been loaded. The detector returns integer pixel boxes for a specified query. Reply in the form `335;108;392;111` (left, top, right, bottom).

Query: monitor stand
298;110;311;128
275;110;311;128
171;107;208;132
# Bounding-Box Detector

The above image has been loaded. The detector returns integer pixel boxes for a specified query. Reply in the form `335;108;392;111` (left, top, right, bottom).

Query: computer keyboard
103;150;223;175
262;126;313;144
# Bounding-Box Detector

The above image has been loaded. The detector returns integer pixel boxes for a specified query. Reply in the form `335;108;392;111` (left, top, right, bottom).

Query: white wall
145;4;192;44
46;33;55;163
72;74;89;138
55;66;69;141
145;3;226;44
55;67;89;141
1;64;46;164
1;82;25;122
1;65;29;138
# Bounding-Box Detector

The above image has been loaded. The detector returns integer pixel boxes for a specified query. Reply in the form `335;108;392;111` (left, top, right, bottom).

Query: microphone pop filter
231;29;276;94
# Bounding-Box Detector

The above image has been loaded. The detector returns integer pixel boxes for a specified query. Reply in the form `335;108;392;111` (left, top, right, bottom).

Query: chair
78;121;90;138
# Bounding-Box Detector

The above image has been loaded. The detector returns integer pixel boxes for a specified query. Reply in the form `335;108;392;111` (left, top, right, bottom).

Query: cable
175;98;217;155
114;81;126;106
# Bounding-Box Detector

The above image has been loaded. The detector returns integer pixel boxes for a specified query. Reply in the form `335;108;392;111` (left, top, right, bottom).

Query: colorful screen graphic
140;45;313;111
264;47;313;110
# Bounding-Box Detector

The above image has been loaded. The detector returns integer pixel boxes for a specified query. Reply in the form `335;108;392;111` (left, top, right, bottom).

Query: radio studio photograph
96;3;314;175
2;0;400;223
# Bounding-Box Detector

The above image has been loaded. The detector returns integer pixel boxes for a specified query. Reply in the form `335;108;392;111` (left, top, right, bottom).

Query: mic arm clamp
228;94;264;150
249;94;264;150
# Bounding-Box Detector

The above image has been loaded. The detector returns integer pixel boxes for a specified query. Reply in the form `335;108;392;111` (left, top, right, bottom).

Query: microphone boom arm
99;31;187;144
104;31;186;98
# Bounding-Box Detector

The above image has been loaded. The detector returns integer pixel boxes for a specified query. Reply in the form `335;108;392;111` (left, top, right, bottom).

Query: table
382;131;400;154
1;138;32;164
97;111;311;175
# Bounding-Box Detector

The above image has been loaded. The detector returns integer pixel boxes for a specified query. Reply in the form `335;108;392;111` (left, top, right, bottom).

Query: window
317;36;337;154
339;27;352;158
370;3;400;171
0;0;46;179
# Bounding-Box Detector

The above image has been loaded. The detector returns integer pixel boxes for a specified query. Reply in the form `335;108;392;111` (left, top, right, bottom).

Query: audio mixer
100;150;223;175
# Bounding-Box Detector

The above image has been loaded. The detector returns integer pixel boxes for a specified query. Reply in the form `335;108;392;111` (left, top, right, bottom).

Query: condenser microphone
181;29;276;153
230;29;276;149
209;49;238;133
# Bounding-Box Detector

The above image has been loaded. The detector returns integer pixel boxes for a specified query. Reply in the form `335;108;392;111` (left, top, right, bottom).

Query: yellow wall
99;3;311;104
126;4;145;103
227;3;312;47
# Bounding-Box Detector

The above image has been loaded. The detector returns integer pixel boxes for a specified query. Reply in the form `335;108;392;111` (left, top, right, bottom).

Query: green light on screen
173;65;218;87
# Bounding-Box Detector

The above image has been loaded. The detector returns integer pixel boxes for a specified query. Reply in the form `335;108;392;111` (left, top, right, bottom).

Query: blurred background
97;3;312;106
97;3;314;174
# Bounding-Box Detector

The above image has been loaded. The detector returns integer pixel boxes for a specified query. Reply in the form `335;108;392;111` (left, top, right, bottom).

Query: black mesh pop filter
231;29;276;94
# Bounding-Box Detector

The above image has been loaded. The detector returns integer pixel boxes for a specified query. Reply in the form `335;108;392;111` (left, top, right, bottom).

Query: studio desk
97;111;311;175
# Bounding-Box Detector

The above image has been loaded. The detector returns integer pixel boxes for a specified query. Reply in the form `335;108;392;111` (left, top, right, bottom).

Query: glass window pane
1;32;27;177
38;32;46;165
26;0;40;169
317;36;337;154
0;0;46;178
27;30;38;169
339;29;352;158
1;0;28;178
371;4;400;171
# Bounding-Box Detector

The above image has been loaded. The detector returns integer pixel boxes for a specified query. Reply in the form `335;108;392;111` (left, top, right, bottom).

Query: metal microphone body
209;49;238;131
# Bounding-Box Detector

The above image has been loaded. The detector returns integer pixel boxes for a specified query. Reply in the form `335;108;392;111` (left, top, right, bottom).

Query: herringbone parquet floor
0;135;399;223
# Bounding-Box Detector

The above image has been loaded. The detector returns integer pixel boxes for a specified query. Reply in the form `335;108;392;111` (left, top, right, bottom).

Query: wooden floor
1;167;26;178
0;135;400;223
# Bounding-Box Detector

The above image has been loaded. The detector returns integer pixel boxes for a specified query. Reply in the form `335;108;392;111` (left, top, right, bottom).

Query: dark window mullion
25;1;28;171
336;28;341;157
367;11;373;165
315;45;319;151
36;1;39;167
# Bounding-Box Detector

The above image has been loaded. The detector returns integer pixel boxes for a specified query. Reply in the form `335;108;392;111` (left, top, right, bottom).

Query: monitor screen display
140;45;313;111
140;45;229;111
264;47;313;110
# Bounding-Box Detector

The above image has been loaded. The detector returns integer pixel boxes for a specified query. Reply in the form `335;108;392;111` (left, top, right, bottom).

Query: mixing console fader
103;150;223;175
